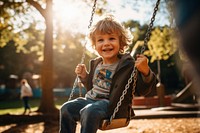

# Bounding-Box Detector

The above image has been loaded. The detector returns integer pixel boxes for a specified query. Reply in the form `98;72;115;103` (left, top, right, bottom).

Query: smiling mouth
102;48;113;52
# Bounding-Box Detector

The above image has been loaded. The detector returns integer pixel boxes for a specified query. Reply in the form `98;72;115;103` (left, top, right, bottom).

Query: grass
0;97;68;115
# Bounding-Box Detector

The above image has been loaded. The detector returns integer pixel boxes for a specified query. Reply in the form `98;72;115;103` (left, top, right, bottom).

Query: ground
0;113;200;133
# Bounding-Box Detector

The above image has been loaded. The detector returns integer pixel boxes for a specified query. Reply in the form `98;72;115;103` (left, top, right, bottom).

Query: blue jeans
22;96;30;110
59;97;109;133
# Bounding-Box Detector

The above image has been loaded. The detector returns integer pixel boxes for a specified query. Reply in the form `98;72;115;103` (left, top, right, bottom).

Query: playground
0;108;200;133
0;97;200;133
1;0;200;132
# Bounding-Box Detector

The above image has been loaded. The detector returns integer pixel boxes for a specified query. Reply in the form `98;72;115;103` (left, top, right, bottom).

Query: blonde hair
88;14;133;54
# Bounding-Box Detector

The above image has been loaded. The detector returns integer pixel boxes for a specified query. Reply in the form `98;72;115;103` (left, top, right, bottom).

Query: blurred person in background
20;79;33;115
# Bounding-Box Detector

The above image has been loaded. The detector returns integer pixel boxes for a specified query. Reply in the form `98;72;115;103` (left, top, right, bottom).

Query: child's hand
135;54;150;76
75;64;87;79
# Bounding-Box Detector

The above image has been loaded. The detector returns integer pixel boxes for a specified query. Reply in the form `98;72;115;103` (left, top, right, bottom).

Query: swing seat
99;118;130;130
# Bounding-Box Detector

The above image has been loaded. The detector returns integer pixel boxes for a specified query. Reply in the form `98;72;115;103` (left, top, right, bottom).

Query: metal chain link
141;0;160;54
109;0;160;122
80;0;97;64
109;67;137;122
68;0;97;101
68;76;79;101
88;0;97;29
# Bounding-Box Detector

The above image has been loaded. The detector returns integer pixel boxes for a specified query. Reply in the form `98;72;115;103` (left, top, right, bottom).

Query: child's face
95;33;120;64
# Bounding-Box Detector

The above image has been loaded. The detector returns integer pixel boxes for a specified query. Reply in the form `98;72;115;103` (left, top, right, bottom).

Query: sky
106;0;155;22
106;0;170;25
52;0;170;34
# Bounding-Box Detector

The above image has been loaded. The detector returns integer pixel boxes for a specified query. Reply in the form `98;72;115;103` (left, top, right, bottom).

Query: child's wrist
143;69;150;77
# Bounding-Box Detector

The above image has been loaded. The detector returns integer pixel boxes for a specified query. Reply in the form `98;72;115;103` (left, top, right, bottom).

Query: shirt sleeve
141;70;154;83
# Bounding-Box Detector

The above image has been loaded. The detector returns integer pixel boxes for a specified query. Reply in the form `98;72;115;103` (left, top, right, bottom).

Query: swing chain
109;67;137;122
81;0;97;64
68;0;97;101
141;0;160;54
68;77;79;101
88;0;97;29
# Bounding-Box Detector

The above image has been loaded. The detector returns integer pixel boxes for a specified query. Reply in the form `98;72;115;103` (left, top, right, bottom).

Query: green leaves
145;26;177;62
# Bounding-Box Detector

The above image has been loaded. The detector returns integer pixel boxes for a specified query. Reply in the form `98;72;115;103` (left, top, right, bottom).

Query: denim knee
80;100;108;121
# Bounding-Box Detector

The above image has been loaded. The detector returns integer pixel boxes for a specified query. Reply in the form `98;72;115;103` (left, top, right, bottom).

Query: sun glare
53;0;91;33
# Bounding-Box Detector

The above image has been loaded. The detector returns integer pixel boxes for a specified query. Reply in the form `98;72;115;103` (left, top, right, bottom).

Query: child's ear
119;47;124;54
120;44;124;51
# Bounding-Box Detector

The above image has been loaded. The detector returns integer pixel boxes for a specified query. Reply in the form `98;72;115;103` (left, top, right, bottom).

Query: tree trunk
37;0;58;115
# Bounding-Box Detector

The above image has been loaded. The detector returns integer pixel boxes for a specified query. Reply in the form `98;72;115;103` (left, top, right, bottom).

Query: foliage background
0;0;185;98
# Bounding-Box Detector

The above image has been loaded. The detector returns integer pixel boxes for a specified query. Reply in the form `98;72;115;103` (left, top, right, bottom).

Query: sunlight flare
53;0;91;33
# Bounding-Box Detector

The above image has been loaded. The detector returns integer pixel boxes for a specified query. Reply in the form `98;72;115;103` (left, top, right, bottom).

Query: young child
59;14;156;133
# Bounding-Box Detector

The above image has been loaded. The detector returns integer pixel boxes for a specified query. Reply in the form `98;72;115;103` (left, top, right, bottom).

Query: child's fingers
75;64;86;74
136;54;148;63
75;64;82;74
136;54;145;59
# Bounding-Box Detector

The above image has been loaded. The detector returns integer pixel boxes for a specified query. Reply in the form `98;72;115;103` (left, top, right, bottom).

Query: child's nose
103;39;110;45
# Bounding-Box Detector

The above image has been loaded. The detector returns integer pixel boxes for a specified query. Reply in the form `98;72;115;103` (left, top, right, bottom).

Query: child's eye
97;39;103;42
109;37;116;40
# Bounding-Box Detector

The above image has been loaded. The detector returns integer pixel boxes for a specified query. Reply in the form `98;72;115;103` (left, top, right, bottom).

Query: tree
0;0;57;114
0;0;106;115
26;0;57;114
145;26;178;63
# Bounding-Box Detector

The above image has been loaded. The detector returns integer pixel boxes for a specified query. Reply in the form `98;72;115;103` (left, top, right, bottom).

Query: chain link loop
88;0;97;29
141;0;160;54
68;77;79;101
